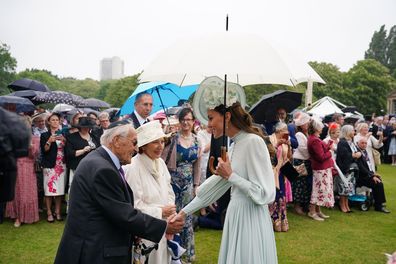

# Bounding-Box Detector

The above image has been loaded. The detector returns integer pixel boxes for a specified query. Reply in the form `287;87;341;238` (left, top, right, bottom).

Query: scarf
139;153;162;180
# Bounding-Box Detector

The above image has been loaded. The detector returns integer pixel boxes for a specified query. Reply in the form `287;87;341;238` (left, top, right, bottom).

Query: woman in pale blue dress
172;102;278;264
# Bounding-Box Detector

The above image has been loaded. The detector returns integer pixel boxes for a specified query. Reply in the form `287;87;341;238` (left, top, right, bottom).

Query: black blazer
336;139;357;174
40;131;60;168
65;132;99;170
356;152;374;184
130;112;142;129
54;147;166;264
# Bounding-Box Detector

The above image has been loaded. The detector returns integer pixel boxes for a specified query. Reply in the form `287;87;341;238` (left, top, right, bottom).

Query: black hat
74;116;97;128
108;119;133;129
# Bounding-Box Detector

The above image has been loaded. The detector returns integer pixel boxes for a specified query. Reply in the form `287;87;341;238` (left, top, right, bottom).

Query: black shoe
375;207;390;213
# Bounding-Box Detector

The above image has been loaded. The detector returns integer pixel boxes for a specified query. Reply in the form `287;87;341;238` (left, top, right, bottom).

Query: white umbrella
139;32;325;86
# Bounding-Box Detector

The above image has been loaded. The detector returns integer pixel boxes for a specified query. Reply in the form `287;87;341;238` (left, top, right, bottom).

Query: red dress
6;136;40;223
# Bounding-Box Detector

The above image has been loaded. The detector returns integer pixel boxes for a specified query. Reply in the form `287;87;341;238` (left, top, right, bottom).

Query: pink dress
6;136;40;223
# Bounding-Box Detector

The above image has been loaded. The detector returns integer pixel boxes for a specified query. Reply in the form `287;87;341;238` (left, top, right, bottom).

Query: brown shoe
273;219;282;232
281;219;289;232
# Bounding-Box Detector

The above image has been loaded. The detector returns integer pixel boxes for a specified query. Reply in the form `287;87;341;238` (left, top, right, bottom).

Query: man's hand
373;176;382;184
166;211;185;234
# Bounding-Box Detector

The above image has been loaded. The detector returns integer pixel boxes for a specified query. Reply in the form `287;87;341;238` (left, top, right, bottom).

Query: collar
134;111;148;126
102;145;122;170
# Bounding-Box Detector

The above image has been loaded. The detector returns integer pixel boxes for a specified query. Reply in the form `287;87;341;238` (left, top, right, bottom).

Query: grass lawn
1;165;395;264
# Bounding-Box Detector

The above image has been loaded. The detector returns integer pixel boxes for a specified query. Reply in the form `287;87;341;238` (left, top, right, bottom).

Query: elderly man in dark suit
54;120;184;264
127;92;153;128
355;137;390;213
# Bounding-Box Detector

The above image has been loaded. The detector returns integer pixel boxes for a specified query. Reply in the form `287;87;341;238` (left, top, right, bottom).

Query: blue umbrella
119;82;198;116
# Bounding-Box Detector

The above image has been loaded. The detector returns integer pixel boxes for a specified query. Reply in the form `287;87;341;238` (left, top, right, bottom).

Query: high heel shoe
281;219;289;232
273;219;282;232
308;212;324;221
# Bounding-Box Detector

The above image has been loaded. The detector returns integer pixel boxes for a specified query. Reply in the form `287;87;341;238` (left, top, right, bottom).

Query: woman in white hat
291;112;312;216
124;120;177;264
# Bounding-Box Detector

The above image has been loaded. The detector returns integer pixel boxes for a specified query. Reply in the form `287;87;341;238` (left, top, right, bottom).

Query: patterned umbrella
8;78;51;92
33;91;84;106
78;98;110;108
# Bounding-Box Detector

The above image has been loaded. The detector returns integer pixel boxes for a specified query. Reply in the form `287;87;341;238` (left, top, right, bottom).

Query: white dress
183;131;278;264
124;153;176;264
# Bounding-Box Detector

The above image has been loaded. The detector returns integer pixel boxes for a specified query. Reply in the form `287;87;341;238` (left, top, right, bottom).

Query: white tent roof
303;96;363;118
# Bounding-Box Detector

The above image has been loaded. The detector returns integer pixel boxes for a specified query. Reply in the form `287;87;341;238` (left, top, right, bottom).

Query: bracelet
46;142;51;146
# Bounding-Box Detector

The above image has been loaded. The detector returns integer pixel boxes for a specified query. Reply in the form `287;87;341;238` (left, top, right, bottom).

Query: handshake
165;211;187;235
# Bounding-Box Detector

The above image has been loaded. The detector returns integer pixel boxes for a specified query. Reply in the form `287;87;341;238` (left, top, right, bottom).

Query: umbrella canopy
8;90;42;105
139;32;325;86
119;82;198;116
52;103;76;113
33;91;84;106
78;98;111;108
8;78;51;92
249;90;303;123
0;95;36;113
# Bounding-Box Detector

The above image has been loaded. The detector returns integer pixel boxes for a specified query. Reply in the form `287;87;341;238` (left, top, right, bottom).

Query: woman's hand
216;155;232;180
162;204;176;218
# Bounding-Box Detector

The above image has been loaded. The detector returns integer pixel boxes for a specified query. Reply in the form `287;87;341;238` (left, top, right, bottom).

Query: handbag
372;148;381;165
280;161;299;182
294;163;308;177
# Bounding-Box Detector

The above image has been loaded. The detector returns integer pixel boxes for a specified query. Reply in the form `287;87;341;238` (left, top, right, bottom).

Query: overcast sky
1;0;395;80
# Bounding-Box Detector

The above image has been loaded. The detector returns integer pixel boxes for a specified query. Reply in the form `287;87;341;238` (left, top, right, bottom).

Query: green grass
1;165;395;264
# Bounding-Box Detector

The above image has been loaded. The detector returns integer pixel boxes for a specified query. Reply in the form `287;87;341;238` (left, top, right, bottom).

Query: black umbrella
0;95;36;113
249;90;303;124
78;98;110;108
8;78;51;92
8;90;42;105
33;91;84;106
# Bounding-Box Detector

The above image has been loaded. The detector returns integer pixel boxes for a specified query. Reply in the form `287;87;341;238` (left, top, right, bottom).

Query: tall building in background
100;56;124;80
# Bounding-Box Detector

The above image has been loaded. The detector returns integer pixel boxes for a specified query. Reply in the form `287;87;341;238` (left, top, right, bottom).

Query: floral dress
43;141;66;196
170;134;199;262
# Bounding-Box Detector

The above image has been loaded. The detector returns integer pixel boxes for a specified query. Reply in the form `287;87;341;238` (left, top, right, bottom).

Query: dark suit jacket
356;152;374;184
130;112;141;129
54;147;167;264
65;132;99;170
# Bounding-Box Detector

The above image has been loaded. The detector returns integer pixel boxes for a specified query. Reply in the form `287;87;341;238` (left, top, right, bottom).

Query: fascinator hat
136;120;170;148
192;76;246;125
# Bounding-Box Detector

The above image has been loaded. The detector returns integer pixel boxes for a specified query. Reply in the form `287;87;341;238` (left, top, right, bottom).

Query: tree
365;25;396;73
60;77;100;99
344;59;396;115
0;43;17;95
17;69;65;91
104;75;139;107
308;61;348;102
365;25;388;65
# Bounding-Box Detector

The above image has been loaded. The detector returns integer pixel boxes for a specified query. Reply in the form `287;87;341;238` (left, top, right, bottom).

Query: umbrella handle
209;147;227;175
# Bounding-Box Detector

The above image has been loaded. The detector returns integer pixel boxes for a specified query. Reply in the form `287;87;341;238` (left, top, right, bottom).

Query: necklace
180;133;193;140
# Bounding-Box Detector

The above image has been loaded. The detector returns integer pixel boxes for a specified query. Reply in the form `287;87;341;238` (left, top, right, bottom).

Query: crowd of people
0;92;393;264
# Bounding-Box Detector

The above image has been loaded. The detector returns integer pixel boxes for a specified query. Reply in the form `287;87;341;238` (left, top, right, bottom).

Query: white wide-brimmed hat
136;120;169;148
294;112;311;127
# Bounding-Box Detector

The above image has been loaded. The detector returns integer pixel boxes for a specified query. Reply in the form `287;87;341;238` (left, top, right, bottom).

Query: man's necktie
118;166;127;186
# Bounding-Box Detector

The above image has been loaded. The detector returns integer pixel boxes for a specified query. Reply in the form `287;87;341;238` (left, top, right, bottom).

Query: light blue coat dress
183;131;278;264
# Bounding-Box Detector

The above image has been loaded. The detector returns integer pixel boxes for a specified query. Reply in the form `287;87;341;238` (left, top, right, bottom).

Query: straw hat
136;120;169;148
294;112;311;127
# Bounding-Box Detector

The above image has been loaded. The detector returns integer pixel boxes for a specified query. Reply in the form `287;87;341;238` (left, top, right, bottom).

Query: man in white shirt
128;92;153;128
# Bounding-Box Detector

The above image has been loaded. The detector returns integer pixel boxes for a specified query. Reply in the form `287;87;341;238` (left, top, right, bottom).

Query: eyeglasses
121;136;138;146
141;103;153;107
181;118;194;122
100;119;109;122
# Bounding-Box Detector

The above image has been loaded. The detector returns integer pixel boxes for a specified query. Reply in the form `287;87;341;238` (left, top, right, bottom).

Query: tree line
1;24;396;115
